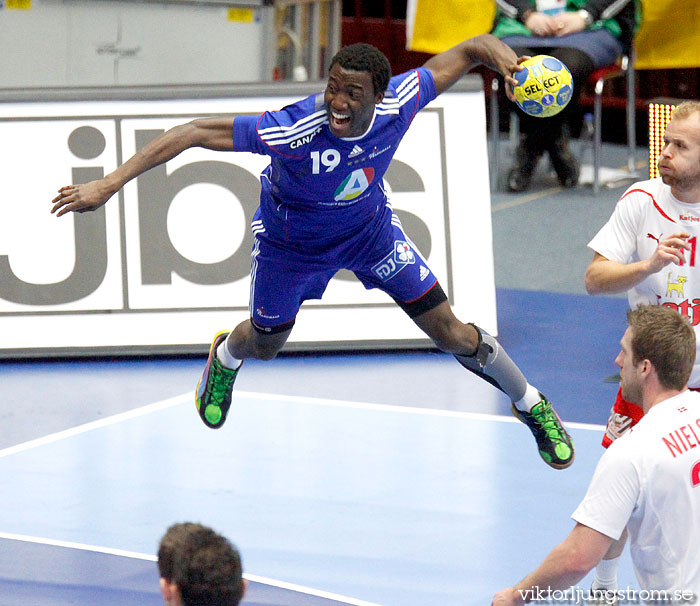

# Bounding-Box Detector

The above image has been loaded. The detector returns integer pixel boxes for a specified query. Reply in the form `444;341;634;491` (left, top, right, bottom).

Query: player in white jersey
493;305;700;605
50;35;575;469
584;101;700;592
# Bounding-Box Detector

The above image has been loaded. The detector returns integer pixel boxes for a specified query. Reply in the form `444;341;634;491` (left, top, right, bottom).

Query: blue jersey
232;67;437;251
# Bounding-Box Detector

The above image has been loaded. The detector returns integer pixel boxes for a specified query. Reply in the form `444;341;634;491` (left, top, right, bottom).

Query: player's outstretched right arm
50;117;235;217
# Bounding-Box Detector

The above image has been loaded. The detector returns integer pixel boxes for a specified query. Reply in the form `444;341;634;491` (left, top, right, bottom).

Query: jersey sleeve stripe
395;70;419;95
254;113;305;158
260;117;328;146
257;110;327;136
379;73;420;111
396;84;419;107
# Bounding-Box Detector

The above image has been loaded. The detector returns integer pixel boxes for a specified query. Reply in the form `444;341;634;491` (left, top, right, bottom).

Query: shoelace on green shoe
205;360;237;406
531;402;567;443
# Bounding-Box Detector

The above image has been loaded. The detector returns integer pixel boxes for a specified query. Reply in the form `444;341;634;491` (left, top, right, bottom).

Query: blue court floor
0;289;636;606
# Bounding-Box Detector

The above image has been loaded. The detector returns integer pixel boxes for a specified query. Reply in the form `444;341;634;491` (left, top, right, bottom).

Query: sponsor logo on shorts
372;240;415;281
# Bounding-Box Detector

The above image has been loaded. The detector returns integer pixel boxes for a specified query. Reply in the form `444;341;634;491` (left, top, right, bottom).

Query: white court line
0;393;190;460
0;531;382;606
0;530;156;561
234;390;607;432
242;572;383;606
0;389;605;462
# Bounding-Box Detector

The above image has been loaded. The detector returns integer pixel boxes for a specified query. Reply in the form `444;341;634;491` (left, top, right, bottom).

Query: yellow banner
407;0;700;69
407;0;495;54
227;8;254;23
635;0;700;69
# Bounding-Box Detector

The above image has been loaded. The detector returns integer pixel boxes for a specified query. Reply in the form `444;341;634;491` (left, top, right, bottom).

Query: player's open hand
492;587;525;606
503;56;531;103
647;231;692;272
51;181;113;217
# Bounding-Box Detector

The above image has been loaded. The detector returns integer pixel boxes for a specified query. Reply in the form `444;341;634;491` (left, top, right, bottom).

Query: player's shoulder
259;92;325;126
386;68;430;91
379;68;432;115
604;414;652;466
598;430;640;478
625;391;699;442
256;92;328;151
618;178;666;206
615;178;672;218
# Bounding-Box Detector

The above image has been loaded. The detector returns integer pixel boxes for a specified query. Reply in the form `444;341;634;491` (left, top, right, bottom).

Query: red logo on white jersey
691;460;700;487
658;299;700;326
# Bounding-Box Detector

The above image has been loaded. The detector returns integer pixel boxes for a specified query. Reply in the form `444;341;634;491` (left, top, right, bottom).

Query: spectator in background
158;522;247;606
492;0;639;192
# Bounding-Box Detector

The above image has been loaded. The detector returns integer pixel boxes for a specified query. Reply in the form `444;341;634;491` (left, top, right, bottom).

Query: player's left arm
423;34;520;99
492;523;613;605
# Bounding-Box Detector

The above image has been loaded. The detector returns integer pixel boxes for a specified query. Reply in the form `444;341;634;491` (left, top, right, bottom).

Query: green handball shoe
511;393;574;469
195;330;241;429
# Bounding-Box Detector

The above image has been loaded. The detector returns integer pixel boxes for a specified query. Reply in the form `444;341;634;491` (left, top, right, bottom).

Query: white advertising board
0;78;496;356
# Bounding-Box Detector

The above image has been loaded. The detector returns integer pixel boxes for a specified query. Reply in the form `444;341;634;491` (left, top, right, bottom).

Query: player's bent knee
409;301;478;354
423;320;455;351
430;321;477;354
249;317;294;360
395;282;448;319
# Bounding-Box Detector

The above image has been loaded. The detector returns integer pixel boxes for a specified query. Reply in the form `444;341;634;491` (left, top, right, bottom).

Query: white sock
216;338;242;370
592;556;620;591
513;383;541;412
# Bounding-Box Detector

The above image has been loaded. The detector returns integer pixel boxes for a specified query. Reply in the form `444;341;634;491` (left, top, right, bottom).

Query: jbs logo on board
0;115;446;314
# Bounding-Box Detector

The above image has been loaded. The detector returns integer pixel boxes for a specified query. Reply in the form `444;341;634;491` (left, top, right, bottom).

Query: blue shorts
248;204;438;332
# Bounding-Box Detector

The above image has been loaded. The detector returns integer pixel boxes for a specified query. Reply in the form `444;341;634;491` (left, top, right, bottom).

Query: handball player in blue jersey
51;34;573;469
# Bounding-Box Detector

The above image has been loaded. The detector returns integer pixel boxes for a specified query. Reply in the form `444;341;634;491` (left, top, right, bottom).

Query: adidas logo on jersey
348;145;364;158
419;266;430;281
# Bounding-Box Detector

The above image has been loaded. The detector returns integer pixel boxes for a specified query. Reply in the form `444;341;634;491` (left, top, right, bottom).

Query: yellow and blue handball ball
513;55;573;118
